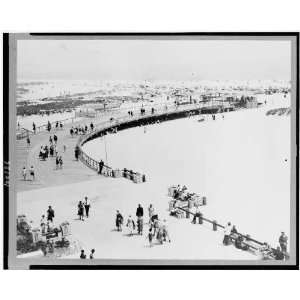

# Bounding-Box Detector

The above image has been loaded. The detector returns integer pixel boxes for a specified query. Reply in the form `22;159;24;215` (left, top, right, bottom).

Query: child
147;228;153;247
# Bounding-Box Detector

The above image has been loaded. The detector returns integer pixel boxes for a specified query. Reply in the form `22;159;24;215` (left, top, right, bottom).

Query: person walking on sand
126;215;135;236
26;136;31;147
59;156;63;169
78;201;84;221
136;204;144;218
84;196;90;218
55;156;60;170
22;166;27;181
47;206;55;222
116;210;124;231
53;134;58;145
148;204;155;224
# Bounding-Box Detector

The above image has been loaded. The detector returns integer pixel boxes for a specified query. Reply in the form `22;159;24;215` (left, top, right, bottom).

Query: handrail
175;206;275;252
76;102;206;178
35;116;76;132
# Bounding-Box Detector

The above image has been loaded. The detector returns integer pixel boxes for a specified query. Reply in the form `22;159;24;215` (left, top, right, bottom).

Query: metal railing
79;149;112;176
16;128;33;140
35;116;77;133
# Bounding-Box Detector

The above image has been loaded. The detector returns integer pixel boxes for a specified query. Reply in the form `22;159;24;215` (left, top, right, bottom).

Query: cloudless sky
17;39;291;81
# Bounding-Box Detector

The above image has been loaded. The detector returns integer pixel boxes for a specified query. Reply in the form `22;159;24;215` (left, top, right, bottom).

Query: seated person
234;235;249;251
273;246;285;260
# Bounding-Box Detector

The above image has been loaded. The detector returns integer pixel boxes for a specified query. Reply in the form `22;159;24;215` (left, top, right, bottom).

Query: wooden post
199;213;203;224
213;220;218;231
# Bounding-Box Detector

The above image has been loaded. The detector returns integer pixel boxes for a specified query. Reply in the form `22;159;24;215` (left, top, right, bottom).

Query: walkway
16;103;206;193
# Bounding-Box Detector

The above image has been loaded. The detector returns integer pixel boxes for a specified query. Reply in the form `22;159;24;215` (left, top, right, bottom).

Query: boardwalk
16;119;101;192
16;103;209;192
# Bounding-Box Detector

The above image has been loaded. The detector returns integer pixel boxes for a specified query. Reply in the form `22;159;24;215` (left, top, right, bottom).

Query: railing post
213;220;218;231
199;213;203;224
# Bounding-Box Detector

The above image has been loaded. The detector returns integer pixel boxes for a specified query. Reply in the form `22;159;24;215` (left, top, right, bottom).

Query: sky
17;39;291;81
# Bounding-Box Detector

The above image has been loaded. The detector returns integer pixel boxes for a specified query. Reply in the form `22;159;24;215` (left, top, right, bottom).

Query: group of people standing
115;204;171;247
77;196;91;221
70;122;94;137
40;206;55;234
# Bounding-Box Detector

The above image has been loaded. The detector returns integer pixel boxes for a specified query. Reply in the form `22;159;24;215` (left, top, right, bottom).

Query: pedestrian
60;122;63;130
29;165;35;180
147;228;153;247
59;156;63;169
49;136;53;145
22;166;27;181
32;122;36;134
47;206;55;222
56;156;60;169
89;249;95;259
40;215;46;234
137;216;144;235
98;159;104;174
148;204;155;224
90;123;94;131
80;250;86;259
136;204;144;218
54;145;58;156
78;201;84;221
26;136;31;147
63;145;66;153
279;232;288;253
49;145;54;157
84;196;90;218
47;121;51;132
74;146;79;161
223;222;232;246
53;134;58;145
126;215;135;236
55;121;59;130
116;210;124;231
70;128;74;137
